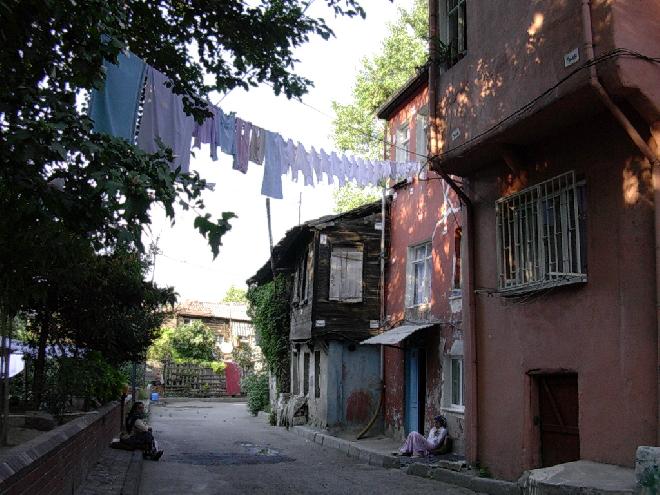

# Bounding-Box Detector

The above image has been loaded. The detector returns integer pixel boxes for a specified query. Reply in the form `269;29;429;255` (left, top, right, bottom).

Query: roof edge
376;65;429;120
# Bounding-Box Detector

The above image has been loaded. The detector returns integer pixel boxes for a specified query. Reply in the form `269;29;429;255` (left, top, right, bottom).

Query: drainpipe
429;0;479;464
581;0;660;444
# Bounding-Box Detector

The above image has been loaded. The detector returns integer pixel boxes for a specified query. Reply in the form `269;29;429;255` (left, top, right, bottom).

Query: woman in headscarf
398;415;448;457
122;401;163;460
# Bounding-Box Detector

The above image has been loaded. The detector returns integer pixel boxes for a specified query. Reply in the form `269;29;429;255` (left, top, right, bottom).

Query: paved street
139;400;475;495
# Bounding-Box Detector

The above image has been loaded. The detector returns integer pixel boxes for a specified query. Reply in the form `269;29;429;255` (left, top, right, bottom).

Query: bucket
150;392;159;402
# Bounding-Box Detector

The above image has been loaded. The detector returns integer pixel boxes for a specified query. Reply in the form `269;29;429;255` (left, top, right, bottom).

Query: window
395;123;410;162
314;351;321;398
329;246;363;302
292;353;299;395
415;112;428;163
452;227;462;291
447;0;467;64
293;246;313;305
450;358;464;407
496;171;587;293
303;352;310;396
406;242;432;307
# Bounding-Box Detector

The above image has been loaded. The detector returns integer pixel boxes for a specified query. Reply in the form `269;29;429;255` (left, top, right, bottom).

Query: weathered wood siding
312;211;385;341
290;240;314;341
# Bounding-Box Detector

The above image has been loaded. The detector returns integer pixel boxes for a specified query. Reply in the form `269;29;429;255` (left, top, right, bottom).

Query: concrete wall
293;341;380;430
0;402;121;495
470;113;658;480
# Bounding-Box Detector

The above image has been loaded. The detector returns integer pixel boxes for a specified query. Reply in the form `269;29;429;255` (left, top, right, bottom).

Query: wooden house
249;201;387;429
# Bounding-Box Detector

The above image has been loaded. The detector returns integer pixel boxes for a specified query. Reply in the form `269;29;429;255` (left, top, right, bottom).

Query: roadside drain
165;442;294;465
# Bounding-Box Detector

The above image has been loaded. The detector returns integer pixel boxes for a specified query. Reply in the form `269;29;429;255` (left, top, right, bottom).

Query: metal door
405;348;419;434
538;373;580;467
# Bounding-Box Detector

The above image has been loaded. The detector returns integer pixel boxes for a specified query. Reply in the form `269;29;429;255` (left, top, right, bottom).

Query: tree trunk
31;314;49;410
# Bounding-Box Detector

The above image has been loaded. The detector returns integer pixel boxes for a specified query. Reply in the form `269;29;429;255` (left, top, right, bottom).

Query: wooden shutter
344;250;363;301
329;249;341;300
305;245;314;301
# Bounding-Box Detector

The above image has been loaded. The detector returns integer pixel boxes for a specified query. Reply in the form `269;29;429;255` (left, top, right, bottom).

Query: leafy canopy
222;286;248;304
331;0;428;158
332;182;381;213
170;321;217;362
0;0;369;318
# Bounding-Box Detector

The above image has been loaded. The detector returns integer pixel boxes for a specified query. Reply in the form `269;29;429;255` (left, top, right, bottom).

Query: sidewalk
75;449;142;495
287;424;518;495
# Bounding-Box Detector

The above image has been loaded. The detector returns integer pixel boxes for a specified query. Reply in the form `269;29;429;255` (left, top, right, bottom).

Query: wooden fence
162;361;226;397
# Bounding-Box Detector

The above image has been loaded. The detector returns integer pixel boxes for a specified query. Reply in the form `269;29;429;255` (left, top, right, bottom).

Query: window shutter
329;249;341;300
344;250;363;301
305;246;314;301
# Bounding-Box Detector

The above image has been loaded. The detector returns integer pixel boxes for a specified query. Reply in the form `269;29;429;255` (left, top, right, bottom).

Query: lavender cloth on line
192;105;220;161
319;149;332;185
233;117;252;173
90;52;146;141
309;146;322;183
248;126;266;165
137;67;195;173
261;130;283;199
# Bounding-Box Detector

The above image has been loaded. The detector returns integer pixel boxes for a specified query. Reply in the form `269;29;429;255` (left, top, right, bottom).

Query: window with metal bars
495;171;587;293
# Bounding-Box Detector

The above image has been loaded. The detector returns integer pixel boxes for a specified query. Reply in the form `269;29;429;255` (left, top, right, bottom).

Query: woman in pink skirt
399;415;448;457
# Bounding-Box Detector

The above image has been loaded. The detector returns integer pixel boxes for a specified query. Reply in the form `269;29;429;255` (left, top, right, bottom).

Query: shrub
243;372;269;416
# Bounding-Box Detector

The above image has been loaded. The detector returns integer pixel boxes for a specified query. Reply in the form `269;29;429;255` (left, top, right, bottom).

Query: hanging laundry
248;126;266;165
282;139;296;179
192;105;220;161
309;146;322;184
330;152;345;187
90;52;146;141
216;108;236;157
319;149;332;185
137;67;195;172
233;118;252;174
294;145;313;187
261;130;284;199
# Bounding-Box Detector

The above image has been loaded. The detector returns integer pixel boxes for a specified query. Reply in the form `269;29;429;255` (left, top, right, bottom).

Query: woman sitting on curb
121;401;164;461
398;415;449;457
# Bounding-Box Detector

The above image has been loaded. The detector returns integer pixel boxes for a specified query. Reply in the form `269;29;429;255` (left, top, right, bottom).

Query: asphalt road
139;400;475;495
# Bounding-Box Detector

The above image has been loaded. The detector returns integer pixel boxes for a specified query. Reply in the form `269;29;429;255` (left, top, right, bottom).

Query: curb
406;463;520;495
287;425;519;494
290;426;401;469
120;450;143;495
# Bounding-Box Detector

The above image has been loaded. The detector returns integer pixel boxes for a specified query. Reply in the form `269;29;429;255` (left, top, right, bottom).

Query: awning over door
360;323;435;345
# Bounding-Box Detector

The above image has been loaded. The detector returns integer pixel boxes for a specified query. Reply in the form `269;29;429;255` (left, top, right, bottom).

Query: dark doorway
537;373;580;467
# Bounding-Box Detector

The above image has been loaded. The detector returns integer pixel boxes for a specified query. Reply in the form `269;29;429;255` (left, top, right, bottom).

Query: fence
162;361;226;397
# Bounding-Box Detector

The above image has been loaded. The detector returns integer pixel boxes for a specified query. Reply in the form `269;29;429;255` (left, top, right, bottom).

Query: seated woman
398;415;448;457
121;401;163;460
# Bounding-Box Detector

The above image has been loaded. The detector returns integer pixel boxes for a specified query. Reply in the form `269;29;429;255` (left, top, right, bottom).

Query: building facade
426;0;659;480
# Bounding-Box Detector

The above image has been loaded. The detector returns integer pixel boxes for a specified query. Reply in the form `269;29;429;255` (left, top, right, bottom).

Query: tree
232;341;255;374
222;286;248;304
331;0;428;159
170;321;216;362
332;182;381;213
0;0;368;323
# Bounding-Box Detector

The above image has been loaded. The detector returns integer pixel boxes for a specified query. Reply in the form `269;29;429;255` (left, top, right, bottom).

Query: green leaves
194;212;237;259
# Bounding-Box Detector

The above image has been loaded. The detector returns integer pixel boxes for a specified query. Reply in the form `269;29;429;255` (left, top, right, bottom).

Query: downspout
581;0;660;444
429;0;479;464
356;114;389;441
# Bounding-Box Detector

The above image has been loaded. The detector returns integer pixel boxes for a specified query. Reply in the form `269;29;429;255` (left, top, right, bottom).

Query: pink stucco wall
429;0;659;480
383;82;464;444
470;115;657;480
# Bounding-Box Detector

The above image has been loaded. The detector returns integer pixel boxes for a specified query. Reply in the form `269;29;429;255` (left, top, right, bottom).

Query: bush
243;372;269;416
43;352;126;416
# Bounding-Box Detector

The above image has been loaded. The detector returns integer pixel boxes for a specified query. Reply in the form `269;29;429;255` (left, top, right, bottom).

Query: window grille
496;171;586;293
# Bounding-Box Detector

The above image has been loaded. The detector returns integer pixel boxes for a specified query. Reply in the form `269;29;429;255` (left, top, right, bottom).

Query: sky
147;1;411;303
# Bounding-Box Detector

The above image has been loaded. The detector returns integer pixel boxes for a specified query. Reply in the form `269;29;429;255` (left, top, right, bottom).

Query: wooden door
538;373;580;467
405;348;419;434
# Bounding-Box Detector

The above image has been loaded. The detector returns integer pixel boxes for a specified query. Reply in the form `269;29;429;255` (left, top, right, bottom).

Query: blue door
405;348;419;434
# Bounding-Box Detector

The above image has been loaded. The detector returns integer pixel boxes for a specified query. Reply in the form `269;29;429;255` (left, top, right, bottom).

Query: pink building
425;0;659;480
364;69;466;451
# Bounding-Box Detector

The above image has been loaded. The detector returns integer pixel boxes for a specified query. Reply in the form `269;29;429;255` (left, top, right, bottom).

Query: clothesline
89;52;423;200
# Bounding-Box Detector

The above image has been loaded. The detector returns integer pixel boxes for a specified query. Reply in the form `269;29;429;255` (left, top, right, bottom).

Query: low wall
0;401;121;495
